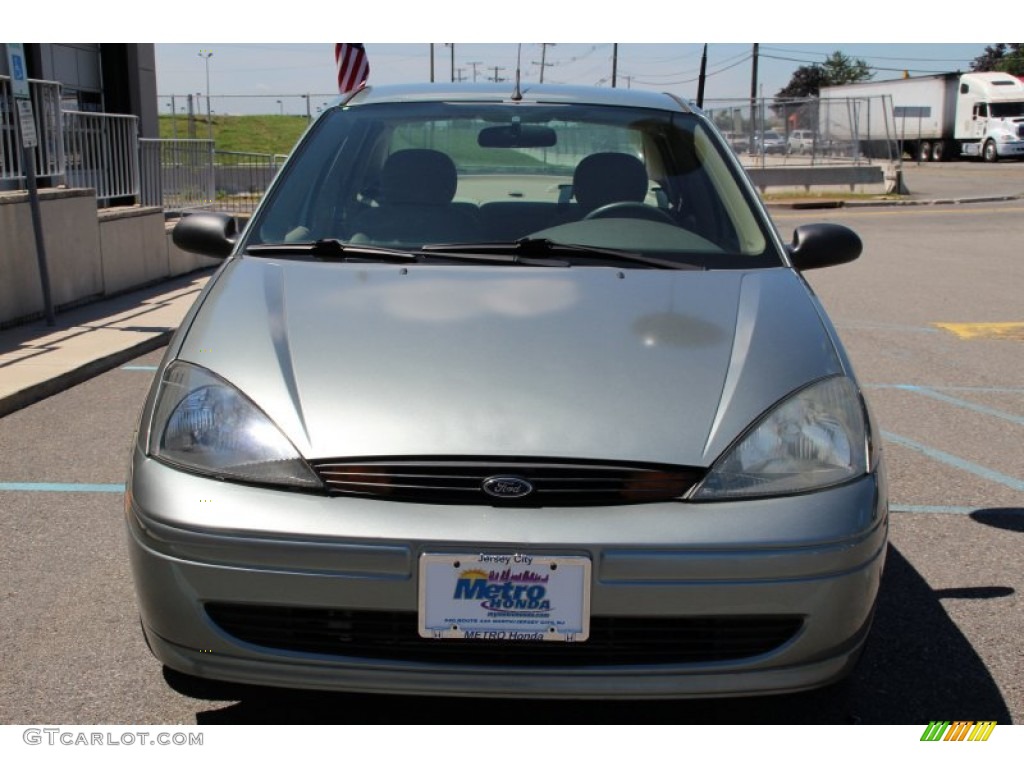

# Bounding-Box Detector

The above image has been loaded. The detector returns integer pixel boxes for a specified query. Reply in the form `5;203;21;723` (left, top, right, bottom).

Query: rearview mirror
478;124;557;148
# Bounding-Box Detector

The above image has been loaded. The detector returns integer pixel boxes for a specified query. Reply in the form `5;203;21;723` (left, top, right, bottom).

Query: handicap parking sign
5;43;31;99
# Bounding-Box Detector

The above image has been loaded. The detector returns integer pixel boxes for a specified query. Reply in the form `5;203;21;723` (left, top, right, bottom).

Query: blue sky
154;42;988;116
7;2;994;115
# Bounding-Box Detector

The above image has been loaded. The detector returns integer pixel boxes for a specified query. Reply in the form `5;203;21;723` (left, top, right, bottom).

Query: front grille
205;604;802;666
309;457;703;506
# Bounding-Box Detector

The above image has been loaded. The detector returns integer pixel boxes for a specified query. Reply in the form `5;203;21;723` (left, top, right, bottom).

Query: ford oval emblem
482;476;534;499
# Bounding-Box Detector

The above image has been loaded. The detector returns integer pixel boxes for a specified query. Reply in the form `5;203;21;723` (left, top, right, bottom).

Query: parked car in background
128;82;886;700
788;130;816;154
753;130;787;154
723;131;749;153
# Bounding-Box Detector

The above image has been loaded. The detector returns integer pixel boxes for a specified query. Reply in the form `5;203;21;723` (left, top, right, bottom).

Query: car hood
174;258;843;467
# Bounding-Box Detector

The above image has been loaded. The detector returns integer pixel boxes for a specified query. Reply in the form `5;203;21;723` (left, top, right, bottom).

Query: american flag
335;44;369;94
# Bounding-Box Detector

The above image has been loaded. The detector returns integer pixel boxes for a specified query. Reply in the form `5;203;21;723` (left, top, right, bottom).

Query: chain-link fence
702;96;900;165
159;93;339;127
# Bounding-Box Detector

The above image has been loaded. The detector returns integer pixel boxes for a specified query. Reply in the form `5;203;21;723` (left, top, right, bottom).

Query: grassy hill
159;114;310;155
157;114;548;168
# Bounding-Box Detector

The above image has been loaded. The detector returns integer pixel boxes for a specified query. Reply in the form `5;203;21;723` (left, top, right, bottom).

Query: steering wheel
583;202;675;224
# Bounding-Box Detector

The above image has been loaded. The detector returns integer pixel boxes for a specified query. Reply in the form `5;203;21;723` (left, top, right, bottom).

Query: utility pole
697;44;708;108
490;66;506;83
430;43;435;83
445;43;455;83
612;44;618;88
198;49;213;142
749;43;759;149
533;43;555;83
468;61;482;82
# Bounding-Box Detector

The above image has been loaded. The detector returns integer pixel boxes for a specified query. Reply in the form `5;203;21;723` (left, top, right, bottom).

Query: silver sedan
127;83;887;699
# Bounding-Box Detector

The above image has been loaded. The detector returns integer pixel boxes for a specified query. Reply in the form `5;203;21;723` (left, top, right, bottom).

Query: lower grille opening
205;604;802;667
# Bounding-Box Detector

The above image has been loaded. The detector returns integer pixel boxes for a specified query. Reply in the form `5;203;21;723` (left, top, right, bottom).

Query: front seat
570;152;650;215
349;149;482;245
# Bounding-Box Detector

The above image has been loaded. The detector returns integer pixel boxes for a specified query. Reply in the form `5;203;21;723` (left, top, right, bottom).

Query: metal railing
209;149;286;214
140;138;215;211
63;110;140;205
140;138;285;215
1;76;64;186
3;76;142;203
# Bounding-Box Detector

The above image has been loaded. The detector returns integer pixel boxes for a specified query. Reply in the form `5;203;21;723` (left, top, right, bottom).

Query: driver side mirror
787;223;862;271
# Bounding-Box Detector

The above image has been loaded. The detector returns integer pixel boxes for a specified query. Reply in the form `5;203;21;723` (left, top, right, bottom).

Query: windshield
990;101;1024;118
247;99;779;268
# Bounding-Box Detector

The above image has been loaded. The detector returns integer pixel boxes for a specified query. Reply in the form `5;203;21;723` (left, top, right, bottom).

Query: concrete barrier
745;164;887;193
1;189;218;327
1;189;102;324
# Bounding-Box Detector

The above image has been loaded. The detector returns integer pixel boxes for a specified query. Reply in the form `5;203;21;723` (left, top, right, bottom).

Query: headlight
996;132;1017;143
694;376;869;500
148;361;321;489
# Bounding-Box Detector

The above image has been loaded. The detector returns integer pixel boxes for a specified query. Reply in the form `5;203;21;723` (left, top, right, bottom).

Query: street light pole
198;50;213;142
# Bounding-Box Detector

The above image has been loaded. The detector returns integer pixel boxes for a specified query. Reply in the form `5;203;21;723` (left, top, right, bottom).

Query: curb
0;332;171;419
766;193;1024;210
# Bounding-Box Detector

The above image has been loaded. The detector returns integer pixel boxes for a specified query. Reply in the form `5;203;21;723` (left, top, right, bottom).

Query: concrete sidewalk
0;270;212;418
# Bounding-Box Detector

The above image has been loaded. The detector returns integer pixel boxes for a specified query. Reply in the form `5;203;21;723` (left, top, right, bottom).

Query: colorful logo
920;721;997;742
452;568;551;614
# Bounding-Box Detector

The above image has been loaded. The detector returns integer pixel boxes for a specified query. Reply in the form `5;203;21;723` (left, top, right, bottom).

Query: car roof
342;82;693;113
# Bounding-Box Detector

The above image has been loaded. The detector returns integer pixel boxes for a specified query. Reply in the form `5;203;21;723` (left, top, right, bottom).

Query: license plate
418;553;591;642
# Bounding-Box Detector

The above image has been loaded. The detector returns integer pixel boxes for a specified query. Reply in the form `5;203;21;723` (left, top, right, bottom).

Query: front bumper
996;139;1024;157
126;452;888;699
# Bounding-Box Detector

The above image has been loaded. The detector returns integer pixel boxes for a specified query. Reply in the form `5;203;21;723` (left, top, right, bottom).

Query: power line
759;52;963;76
627;54;752;87
760;45;976;63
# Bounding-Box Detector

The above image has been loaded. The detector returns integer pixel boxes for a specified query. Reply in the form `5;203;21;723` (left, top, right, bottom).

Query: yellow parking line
933;322;1024;340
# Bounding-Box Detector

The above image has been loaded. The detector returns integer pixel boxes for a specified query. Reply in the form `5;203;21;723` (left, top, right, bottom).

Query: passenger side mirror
172;212;238;259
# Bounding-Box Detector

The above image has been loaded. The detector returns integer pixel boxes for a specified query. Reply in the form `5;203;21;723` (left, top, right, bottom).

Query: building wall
36;44;103;110
3;44;157;135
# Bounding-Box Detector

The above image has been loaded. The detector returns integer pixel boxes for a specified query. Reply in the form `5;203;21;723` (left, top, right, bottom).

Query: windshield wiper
420;238;699;270
244;240;559;267
244;239;419;262
246;237;700;270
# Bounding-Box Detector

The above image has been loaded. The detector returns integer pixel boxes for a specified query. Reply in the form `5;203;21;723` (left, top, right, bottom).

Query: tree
820;51;873;87
775;51;873;99
972;44;1024;76
775;65;830;100
773;51;873;130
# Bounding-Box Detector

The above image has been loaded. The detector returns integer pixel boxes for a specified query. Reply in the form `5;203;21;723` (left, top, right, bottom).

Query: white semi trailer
819;72;1024;162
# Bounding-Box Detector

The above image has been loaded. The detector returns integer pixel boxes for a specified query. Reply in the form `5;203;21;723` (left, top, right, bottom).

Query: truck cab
955;73;1024;161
